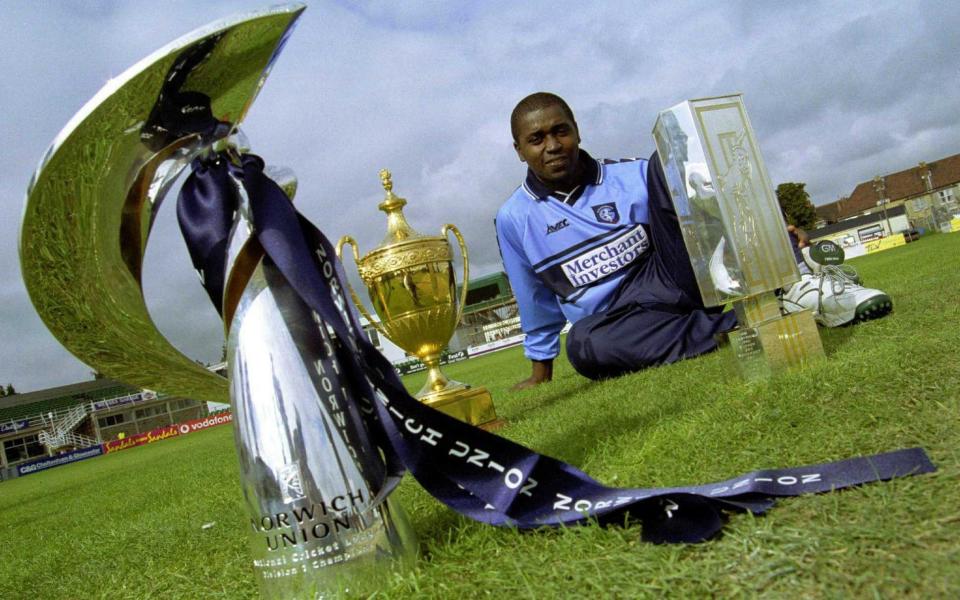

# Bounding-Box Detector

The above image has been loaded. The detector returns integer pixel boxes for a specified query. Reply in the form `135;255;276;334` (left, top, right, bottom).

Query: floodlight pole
918;161;942;231
872;175;892;235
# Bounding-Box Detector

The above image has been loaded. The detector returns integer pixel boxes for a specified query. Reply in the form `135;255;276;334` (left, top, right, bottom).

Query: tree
776;182;818;230
2;383;15;396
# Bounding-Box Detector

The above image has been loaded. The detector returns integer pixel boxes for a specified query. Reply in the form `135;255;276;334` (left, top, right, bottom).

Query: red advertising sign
103;424;180;453
176;412;233;435
101;413;232;454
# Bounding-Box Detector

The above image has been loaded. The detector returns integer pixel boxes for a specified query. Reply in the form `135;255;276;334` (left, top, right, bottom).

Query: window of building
938;188;959;214
98;413;125;428
465;283;501;306
135;405;166;420
3;434;46;463
858;224;884;242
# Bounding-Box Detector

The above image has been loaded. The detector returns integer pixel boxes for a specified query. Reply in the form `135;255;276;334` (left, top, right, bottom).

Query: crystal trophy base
421;386;505;431
727;293;825;381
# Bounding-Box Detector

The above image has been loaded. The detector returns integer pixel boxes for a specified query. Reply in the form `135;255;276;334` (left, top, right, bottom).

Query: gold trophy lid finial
379;168;406;211
376;168;421;245
379;168;393;192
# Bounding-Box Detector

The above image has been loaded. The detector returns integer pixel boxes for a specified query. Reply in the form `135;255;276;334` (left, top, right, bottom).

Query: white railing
38;404;95;451
38;429;98;451
56;404;88;434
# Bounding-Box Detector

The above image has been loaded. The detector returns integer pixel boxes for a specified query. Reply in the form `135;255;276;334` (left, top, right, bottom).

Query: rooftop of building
816;152;960;223
0;378;138;423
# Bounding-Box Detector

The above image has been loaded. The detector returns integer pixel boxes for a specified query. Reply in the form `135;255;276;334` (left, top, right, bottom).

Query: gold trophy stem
418;352;459;398
416;350;503;430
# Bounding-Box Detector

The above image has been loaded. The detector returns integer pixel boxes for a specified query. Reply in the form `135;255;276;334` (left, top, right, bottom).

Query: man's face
513;104;581;188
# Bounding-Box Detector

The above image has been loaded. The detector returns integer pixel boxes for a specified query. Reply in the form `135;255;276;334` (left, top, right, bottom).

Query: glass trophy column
653;94;824;380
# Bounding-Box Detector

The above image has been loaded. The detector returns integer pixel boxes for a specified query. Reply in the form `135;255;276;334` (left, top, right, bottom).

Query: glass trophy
653;94;824;380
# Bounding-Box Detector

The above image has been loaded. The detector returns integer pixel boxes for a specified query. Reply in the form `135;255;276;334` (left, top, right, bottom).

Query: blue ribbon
177;153;935;544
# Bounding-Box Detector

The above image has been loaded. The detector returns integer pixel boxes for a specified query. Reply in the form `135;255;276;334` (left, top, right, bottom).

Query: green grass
3;234;959;599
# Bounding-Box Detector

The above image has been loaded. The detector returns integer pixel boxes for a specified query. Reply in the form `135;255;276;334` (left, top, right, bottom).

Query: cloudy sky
2;0;958;393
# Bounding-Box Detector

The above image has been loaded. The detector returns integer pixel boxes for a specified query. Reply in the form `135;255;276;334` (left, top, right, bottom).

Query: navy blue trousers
565;155;738;380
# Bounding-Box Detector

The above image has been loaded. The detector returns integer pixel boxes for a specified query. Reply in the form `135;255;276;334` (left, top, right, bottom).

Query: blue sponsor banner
0;419;30;434
92;393;142;411
17;445;104;476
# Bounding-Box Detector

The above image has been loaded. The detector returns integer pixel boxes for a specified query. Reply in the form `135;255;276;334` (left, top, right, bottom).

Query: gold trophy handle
335;236;390;340
442;224;469;328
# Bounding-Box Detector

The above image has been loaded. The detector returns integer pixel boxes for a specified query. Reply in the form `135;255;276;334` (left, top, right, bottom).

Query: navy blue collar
522;149;602;203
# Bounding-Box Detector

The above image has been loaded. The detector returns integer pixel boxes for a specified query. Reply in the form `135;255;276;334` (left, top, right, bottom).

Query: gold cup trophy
337;170;503;430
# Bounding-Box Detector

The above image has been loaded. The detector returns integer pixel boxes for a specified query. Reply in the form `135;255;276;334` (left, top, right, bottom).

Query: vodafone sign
178;412;234;435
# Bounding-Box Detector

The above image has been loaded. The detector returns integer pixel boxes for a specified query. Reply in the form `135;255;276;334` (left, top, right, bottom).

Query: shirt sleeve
495;208;567;361
629;156;651;223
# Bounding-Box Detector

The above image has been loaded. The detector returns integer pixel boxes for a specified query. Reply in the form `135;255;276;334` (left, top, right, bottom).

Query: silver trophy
653;95;825;380
20;6;415;597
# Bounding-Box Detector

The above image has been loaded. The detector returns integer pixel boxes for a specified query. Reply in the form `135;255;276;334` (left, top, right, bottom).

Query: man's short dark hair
510;92;577;141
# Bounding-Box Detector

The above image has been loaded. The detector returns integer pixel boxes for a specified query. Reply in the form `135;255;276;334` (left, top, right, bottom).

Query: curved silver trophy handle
20;7;419;596
19;5;306;404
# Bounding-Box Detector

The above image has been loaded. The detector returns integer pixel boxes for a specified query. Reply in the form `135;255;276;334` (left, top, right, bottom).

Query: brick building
817;153;960;232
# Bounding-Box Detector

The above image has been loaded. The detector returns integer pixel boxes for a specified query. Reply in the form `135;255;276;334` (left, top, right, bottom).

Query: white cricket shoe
782;266;892;327
801;245;862;284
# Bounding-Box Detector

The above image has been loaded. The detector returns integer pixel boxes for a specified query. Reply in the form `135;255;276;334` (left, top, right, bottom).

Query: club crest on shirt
592;202;619;224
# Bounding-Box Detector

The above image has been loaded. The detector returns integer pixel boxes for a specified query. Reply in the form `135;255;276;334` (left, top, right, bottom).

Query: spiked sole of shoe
853;294;893;324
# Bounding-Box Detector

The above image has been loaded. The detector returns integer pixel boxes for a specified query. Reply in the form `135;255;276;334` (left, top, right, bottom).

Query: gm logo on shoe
810;240;845;265
546;218;569;234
